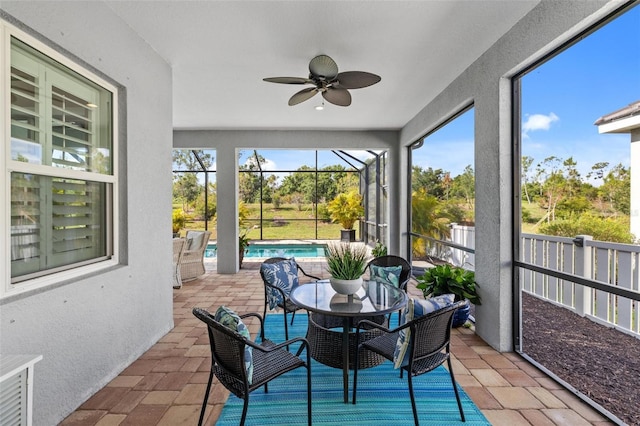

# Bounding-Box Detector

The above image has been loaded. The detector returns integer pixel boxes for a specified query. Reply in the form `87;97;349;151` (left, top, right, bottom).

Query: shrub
539;213;634;243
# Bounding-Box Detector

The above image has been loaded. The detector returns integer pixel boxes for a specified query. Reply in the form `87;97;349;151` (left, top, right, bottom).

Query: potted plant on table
327;190;365;242
324;241;369;295
415;264;482;327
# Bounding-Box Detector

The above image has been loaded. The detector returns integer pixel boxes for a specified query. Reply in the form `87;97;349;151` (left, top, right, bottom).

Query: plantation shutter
10;37;108;281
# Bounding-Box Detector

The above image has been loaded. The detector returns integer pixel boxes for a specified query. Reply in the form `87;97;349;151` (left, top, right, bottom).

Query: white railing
521;233;640;338
449;223;475;269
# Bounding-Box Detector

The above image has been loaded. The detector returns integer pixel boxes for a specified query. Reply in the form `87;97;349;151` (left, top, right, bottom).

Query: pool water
205;243;326;259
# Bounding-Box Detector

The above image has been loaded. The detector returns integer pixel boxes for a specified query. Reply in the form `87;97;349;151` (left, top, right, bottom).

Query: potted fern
415;264;481;327
325;242;368;295
327;190;364;242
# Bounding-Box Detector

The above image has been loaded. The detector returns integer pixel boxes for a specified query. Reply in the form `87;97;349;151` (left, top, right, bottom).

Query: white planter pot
330;276;363;295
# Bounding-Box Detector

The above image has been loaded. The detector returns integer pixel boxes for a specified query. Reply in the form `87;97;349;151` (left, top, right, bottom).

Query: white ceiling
106;1;539;131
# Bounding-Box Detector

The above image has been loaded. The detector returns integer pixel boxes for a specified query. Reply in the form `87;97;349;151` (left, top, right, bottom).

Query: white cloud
261;158;277;170
522;112;559;137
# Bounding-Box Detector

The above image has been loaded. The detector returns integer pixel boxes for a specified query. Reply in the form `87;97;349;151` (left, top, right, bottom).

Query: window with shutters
3;25;118;295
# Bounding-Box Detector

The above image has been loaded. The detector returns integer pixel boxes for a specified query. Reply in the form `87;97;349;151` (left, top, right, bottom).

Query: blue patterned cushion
260;258;299;310
370;264;402;287
393;294;455;368
214;306;253;384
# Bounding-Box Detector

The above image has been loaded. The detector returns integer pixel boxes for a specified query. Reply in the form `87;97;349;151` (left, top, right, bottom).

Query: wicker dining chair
179;230;211;281
192;307;312;426
352;301;466;425
260;257;321;341
367;255;412;324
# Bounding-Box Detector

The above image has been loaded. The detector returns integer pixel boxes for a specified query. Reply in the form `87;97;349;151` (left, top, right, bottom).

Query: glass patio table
290;279;407;403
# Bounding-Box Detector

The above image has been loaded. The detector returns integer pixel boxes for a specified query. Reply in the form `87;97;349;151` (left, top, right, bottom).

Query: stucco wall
401;0;618;351
0;3;174;425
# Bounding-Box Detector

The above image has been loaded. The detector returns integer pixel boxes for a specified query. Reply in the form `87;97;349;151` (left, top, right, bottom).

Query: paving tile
455;373;482;387
469;369;511;387
141;391;180;405
488;387;546;409
459;357;491;369
119;404;168;426
153;371;194;391
80;387;130;410
60;410;107;425
157;405;202;426
549;389;610;422
527;386;567;409
174;383;206;405
497;369;539;387
541;409;594;426
95;414;127;426
152;356;188;372
120;359;159;376
464;387;502;409
482;409;530;425
107;375;143;388
520;409;556;426
111;390;147;414
482;353;518;369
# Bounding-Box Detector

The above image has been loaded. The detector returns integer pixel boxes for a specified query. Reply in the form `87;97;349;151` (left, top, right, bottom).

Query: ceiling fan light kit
264;54;381;107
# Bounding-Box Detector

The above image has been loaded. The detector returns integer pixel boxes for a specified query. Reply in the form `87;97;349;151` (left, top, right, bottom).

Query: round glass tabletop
290;279;407;317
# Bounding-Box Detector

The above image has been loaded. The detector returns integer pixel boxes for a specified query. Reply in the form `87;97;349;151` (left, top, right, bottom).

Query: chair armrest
240;312;265;341
297;265;321;281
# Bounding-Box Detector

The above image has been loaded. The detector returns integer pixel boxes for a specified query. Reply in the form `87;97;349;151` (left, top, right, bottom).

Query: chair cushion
260;258;300;310
214;306;253;384
393;294;455;368
186;231;205;250
370;264;403;287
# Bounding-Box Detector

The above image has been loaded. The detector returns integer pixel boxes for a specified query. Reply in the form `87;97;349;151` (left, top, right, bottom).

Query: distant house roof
595;100;640;134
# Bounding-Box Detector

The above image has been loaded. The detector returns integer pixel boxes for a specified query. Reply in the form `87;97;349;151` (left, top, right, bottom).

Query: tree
173;173;200;212
521;156;534;204
411;166;447;198
172;149;214;170
451;165;475;208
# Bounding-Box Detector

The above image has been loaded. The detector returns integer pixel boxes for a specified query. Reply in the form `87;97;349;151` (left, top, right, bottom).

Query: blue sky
415;5;639;183
233;6;639;184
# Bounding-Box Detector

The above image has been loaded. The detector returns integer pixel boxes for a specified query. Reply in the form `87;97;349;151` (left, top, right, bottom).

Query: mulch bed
522;292;640;425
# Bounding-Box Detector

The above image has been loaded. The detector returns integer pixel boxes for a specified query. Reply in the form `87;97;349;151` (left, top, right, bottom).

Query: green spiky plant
325;242;368;280
415;264;482;305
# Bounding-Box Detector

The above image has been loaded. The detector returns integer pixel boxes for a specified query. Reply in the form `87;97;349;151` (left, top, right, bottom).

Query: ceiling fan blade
309;55;339;80
263;77;312;84
334;71;381;89
322;87;351;107
288;87;319;106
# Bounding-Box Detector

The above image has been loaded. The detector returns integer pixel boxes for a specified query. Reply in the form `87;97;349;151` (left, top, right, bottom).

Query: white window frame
1;22;119;298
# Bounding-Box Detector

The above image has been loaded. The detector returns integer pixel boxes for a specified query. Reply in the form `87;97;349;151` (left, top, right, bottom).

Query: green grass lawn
181;202;359;241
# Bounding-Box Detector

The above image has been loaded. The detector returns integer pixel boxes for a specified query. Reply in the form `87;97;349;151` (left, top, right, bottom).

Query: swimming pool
205;243;327;259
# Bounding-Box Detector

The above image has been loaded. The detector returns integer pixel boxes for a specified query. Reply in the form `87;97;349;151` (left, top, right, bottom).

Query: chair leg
283;311;290;341
447;357;466;422
352;346;360;404
239;395;250;426
306;362;312;426
291;309;296;325
407;373;419;426
198;370;214;426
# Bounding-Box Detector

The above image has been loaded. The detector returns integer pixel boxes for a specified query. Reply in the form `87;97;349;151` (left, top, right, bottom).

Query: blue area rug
217;313;490;425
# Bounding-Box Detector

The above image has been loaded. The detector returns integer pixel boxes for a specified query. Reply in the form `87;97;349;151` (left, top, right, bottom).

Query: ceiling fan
263;55;381;107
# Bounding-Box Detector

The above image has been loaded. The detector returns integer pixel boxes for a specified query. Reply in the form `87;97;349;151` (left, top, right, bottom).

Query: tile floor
60;260;614;426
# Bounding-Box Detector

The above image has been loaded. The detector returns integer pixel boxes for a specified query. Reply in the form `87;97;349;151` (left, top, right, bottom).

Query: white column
216;145;239;273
